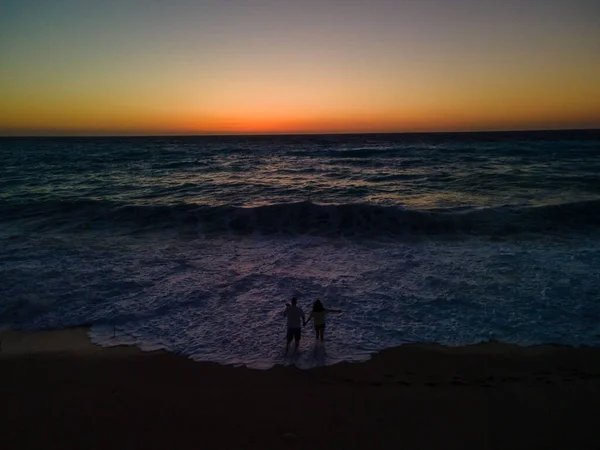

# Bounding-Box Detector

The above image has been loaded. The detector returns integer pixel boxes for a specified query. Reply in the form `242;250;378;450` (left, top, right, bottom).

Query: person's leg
319;327;325;342
285;329;293;354
293;328;301;352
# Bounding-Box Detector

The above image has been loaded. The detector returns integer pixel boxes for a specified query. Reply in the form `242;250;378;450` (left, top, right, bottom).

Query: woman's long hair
313;299;325;312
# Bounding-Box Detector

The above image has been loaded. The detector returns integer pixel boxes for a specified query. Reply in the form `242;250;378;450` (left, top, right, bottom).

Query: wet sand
1;328;600;449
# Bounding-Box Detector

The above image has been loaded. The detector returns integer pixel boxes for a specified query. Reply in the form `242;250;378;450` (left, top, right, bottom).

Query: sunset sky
1;0;599;136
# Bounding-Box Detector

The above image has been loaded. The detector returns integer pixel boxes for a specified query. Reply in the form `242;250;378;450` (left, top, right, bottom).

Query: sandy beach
1;329;600;449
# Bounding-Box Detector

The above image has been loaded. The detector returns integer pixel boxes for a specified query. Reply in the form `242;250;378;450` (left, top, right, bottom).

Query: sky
1;0;599;136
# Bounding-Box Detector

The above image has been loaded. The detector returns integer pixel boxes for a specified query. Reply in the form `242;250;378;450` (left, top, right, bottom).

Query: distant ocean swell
2;198;599;238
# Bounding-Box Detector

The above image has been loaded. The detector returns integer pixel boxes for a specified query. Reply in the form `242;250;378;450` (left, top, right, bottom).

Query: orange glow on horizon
2;102;599;136
2;66;599;136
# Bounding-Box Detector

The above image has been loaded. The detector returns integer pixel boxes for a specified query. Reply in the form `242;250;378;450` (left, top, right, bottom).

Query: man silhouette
283;297;305;355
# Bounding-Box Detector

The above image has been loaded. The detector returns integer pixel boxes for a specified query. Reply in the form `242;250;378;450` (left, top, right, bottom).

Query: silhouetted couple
283;297;342;355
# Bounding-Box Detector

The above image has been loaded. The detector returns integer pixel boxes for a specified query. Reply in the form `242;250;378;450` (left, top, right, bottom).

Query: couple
283;297;342;355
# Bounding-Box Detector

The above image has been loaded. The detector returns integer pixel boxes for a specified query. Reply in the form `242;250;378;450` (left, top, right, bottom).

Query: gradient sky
1;0;599;135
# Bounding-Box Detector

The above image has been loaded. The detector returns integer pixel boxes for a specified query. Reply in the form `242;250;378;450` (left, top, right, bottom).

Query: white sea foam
3;231;598;369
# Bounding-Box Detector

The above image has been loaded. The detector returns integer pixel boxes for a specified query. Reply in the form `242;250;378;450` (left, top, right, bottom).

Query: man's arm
303;312;311;326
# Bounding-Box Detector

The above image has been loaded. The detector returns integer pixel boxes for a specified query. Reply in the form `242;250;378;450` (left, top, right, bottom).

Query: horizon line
1;127;599;139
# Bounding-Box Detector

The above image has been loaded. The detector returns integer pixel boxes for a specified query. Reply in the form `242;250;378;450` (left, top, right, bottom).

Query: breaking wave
2;198;599;238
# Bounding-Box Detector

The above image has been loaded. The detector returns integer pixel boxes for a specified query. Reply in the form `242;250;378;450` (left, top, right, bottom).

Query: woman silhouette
303;299;342;343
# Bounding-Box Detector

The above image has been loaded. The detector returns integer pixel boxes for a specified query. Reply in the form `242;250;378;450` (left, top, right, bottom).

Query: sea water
1;130;599;368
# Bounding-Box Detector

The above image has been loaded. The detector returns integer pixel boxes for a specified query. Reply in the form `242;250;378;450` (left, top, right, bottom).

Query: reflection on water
2;132;599;209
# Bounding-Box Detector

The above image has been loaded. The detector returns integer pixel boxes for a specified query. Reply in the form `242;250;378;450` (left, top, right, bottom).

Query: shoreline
2;326;600;371
2;328;600;449
3;326;600;366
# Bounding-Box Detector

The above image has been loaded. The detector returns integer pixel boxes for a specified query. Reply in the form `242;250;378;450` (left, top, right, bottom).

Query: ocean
1;130;599;369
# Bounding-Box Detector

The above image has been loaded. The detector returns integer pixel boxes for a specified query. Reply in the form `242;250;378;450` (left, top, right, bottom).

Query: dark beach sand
1;328;600;450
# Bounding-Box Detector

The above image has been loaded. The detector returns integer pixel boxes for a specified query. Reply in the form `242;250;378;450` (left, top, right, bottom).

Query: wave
2;198;599;238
